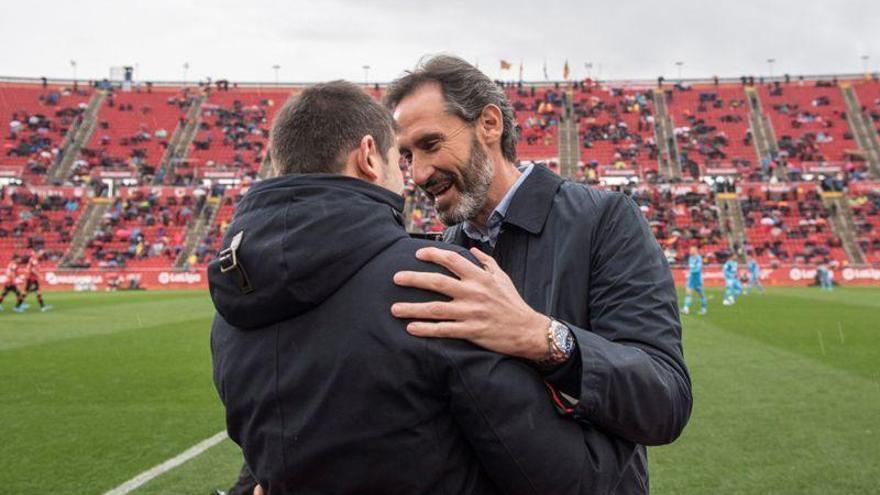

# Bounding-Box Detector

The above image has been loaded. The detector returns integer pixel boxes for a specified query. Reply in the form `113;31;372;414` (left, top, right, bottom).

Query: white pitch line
103;430;228;495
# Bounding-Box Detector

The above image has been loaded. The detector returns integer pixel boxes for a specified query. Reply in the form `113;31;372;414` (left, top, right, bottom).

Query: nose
410;156;435;188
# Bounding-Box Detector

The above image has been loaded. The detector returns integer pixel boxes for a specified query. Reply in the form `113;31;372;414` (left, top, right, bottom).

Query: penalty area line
103;430;228;495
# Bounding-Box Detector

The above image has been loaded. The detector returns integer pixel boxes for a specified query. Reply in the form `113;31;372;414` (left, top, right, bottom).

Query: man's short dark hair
383;55;518;163
270;80;395;175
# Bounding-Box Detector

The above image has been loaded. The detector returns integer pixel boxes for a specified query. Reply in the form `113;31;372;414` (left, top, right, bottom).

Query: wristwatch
536;318;575;368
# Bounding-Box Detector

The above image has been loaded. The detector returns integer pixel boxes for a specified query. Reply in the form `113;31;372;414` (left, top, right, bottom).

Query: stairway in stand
556;90;579;178
840;83;880;178
744;86;784;180
652;90;683;180
153;93;207;185
60;199;110;267
47;90;108;183
821;191;866;265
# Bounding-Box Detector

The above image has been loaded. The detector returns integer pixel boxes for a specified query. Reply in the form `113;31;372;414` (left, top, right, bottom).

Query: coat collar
500;164;564;235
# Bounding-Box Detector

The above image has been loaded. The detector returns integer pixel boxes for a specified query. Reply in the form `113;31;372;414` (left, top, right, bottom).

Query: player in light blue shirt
745;256;764;294
682;246;707;315
722;257;742;305
817;264;834;291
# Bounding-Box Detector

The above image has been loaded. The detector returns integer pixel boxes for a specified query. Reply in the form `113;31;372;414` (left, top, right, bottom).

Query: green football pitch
1;287;879;494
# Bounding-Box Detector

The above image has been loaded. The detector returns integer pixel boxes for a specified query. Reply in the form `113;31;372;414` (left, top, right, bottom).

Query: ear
476;104;504;147
354;135;381;182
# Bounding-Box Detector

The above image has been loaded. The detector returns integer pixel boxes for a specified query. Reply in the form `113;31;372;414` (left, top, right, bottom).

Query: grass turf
1;287;878;493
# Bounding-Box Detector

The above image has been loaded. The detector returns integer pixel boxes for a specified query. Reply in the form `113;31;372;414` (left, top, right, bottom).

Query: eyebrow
413;132;444;149
398;130;445;154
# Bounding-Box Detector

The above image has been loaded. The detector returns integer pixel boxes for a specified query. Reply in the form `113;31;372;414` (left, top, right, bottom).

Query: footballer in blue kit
682;246;707;315
745;256;764;294
723;257;742;305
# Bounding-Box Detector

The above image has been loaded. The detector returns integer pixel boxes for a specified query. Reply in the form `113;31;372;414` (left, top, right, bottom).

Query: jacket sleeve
427;338;631;495
545;193;692;446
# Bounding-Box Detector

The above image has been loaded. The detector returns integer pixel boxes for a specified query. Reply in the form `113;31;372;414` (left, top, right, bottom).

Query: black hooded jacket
209;175;630;494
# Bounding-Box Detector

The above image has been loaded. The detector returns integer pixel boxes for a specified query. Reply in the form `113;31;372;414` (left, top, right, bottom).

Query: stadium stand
666;85;758;180
740;183;843;265
630;184;728;265
506;85;561;160
183;88;292;185
758;81;858;172
853;79;880;134
573;83;659;180
3;76;880;277
1;83;92;185
0;187;84;268
74;88;191;184
850;186;880;263
78;192;196;269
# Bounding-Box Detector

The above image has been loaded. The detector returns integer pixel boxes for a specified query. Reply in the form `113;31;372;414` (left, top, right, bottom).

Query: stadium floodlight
362;65;371;86
767;58;776;79
69;60;77;82
585;62;593;79
182;62;190;86
862;55;870;74
675;61;683;81
273;64;281;86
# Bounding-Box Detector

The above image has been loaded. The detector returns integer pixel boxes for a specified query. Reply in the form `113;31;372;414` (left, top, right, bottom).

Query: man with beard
386;56;692;493
210;80;634;494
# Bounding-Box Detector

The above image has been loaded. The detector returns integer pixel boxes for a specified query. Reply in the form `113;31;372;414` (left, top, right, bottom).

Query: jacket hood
208;174;408;329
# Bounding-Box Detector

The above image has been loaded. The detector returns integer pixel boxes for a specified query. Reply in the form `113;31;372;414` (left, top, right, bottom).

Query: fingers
391;301;466;321
415;247;484;279
393;270;463;296
468;247;499;273
404;319;471;338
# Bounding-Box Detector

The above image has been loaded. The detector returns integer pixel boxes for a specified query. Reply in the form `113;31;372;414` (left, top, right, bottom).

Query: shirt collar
501;163;564;235
463;164;534;247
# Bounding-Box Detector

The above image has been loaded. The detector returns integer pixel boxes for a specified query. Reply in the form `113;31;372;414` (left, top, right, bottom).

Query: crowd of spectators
573;85;657;173
668;88;753;180
182;98;272;185
82;191;201;268
627;185;727;265
0;187;79;264
741;187;838;265
850;189;880;261
73;88;195;183
5;88;89;179
506;86;562;152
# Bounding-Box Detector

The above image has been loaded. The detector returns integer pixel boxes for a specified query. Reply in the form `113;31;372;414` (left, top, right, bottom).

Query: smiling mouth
425;175;456;201
428;181;453;199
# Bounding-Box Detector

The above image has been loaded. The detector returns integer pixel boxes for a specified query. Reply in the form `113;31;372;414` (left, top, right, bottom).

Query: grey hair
383;54;518;163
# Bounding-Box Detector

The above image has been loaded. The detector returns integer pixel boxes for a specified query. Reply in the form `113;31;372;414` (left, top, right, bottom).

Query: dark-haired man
386;55;692;493
210;80;628;494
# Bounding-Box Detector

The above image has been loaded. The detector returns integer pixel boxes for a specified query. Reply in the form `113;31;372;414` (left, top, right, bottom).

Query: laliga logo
842;267;880;281
158;272;202;284
789;267;818;281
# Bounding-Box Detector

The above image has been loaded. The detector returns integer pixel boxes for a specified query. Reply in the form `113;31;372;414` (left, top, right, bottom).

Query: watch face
553;322;574;355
